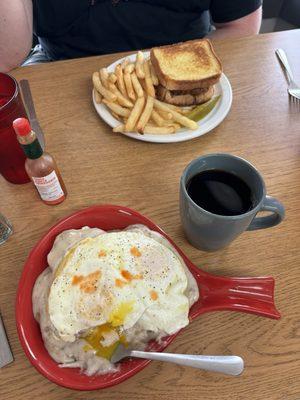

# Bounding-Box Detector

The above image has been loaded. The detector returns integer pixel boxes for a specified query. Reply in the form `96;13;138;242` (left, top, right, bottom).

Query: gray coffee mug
180;154;285;251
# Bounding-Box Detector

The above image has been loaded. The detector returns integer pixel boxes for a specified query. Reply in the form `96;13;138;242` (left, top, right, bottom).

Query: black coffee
186;170;254;216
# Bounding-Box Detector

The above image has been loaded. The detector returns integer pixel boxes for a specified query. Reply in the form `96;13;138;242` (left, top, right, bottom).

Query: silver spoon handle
130;351;244;376
275;48;294;83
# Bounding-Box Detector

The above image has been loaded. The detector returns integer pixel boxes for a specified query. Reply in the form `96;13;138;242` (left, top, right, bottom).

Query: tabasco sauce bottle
13;118;67;205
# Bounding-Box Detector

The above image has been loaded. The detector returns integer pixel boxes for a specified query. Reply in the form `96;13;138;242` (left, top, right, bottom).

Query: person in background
0;0;262;72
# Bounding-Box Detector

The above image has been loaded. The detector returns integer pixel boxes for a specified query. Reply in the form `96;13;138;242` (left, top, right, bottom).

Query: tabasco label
32;171;64;202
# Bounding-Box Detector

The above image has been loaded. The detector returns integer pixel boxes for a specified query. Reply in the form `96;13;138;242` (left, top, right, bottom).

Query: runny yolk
108;302;134;327
130;246;141;257
83;324;126;360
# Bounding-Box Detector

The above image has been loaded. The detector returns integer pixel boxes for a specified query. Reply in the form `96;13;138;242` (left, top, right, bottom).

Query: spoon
111;344;244;376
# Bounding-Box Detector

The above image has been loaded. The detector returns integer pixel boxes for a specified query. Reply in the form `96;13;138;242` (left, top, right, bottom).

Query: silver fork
275;48;300;101
111;343;244;376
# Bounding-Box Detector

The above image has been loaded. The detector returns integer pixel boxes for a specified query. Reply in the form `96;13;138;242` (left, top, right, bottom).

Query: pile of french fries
92;51;198;135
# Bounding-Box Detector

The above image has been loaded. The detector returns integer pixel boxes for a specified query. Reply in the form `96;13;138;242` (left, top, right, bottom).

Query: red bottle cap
13;118;32;136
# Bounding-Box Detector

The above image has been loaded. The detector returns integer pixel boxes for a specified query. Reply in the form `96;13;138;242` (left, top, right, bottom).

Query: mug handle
247;195;285;231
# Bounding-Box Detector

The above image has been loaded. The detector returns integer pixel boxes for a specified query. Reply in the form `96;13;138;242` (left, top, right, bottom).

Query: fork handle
130;351;244;376
275;49;294;83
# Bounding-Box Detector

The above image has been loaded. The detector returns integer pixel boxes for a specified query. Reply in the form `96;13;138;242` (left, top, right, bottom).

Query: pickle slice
186;95;221;122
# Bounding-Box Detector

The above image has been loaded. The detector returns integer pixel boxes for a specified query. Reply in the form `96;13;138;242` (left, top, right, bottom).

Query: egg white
48;231;191;343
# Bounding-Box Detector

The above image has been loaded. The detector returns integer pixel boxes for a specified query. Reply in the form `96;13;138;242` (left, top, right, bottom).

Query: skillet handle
192;271;281;320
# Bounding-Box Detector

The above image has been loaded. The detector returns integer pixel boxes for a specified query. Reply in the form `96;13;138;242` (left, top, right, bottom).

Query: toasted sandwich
150;39;222;106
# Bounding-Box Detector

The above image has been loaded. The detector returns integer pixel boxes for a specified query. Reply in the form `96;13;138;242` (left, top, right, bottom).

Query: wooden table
1;29;299;400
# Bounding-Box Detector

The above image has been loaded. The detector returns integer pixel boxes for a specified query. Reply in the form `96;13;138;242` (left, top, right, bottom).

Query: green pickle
186;95;221;122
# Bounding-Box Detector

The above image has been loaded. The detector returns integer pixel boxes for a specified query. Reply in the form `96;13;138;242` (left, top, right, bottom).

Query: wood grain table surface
0;29;299;400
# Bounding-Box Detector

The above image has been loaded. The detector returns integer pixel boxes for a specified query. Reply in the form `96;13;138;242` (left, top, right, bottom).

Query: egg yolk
108;302;134;327
83;324;127;360
83;302;133;359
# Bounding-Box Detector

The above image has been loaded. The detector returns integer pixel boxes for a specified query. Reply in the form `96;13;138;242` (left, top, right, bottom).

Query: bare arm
208;6;262;40
0;0;33;72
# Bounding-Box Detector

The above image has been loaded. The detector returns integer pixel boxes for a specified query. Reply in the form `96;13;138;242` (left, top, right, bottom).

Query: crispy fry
92;72;117;102
108;82;133;108
99;68;109;88
151;110;164;126
151;109;179;127
124;63;135;74
135;51;145;79
102;99;131;117
124;72;136;101
111;112;121;121
143;125;176;134
154;99;198;130
125;97;145;132
144;60;155;97
150;62;159;86
136;96;154;132
121;58;129;69
131;72;144;98
115;64;127;97
109;73;117;83
157;110;173;120
162;103;184;113
139;78;147;93
166;122;181;131
94;90;102;104
113;124;126;133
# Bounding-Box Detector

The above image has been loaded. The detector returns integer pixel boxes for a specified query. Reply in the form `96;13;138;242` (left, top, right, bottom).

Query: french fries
151;110;165;126
124;63;135;74
109;73;117;83
135;51;145;79
99;68;109;88
94;90;102;104
92;72;116;102
143;125;176;134
154;99;198;130
157;110;173;120
115;64;127;97
93;52;199;135
124;71;136;101
125;97;145;132
113;124;125;133
108;82;133;108
136;96;154;133
102;99;130;117
121;58;129;69
131;72;144;98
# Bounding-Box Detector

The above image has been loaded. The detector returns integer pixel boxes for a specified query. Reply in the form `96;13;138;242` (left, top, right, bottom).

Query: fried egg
48;231;190;344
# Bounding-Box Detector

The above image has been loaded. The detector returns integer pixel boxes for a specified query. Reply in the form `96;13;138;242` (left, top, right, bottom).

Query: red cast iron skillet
16;205;281;390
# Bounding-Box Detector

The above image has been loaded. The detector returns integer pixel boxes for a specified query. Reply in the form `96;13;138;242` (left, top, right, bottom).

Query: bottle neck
17;130;43;159
21;138;43;159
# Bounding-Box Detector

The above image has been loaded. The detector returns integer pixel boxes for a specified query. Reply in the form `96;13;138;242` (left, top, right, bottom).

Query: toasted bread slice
156;85;214;106
150;39;222;91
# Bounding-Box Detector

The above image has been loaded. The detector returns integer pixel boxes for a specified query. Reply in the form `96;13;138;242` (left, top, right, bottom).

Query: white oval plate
93;52;232;143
